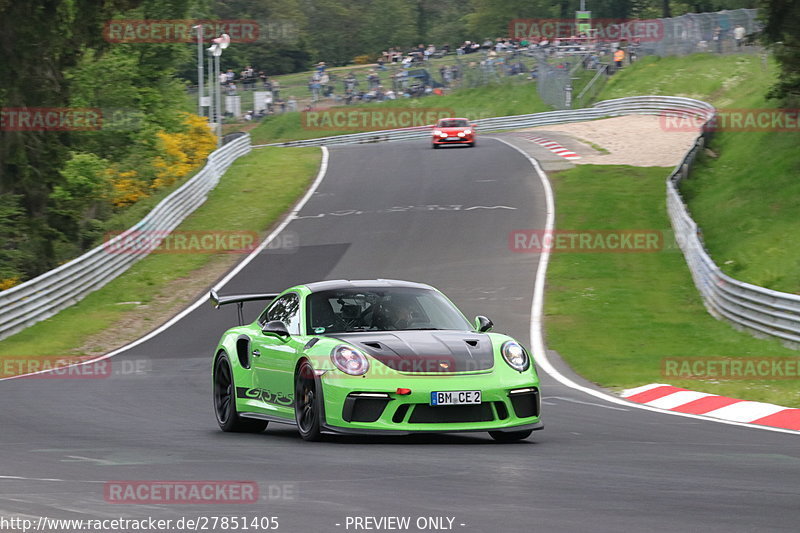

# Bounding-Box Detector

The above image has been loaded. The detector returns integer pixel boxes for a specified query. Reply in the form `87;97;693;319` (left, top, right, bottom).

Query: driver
388;301;414;330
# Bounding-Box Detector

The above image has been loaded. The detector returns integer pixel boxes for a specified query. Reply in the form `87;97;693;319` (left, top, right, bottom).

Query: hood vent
362;341;383;350
465;339;479;347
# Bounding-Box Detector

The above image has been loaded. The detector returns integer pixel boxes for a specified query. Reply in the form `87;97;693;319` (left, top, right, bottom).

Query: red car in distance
431;118;477;148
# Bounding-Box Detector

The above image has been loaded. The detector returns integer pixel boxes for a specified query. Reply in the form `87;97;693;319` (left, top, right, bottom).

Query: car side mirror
475;315;493;333
262;320;290;338
471;123;477;128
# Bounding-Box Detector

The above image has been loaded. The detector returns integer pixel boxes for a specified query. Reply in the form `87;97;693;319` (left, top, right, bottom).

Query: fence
187;52;541;121
638;8;760;57
0;135;252;341
531;8;761;110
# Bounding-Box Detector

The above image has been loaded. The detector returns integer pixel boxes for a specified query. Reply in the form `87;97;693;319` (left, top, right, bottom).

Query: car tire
468;142;475;147
432;144;440;149
214;353;268;433
295;360;324;441
488;429;532;442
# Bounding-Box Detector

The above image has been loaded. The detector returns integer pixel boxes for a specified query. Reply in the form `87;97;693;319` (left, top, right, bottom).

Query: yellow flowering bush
0;277;20;291
151;113;216;190
110;170;149;208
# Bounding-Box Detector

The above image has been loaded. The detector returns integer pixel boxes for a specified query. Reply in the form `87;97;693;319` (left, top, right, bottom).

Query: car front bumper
318;370;541;434
432;136;474;145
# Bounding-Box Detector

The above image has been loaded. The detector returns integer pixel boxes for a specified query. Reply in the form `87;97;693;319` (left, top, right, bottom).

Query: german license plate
446;136;460;140
430;390;481;406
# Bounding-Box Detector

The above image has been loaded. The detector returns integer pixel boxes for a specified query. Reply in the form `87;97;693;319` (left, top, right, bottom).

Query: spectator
263;90;273;113
344;72;358;93
613;48;625;71
734;24;746;49
319;72;332;97
225;68;235;84
309;74;321;102
712;26;722;53
241;65;255;90
367;69;379;89
424;44;435;61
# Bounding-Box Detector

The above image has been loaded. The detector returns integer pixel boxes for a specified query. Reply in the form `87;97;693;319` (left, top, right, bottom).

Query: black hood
329;330;494;373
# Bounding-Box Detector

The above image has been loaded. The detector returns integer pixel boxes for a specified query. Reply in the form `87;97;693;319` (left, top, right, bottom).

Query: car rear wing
209;290;279;325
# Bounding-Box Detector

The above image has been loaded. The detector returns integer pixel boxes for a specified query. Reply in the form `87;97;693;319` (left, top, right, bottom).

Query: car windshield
306;287;472;334
438;119;469;128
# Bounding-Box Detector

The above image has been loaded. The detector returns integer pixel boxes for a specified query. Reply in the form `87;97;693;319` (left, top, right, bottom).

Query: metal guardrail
667;127;800;347
0;135;252;341
253;95;715;148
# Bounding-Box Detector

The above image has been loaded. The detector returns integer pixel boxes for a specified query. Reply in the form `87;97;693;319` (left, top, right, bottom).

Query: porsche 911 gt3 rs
210;279;541;441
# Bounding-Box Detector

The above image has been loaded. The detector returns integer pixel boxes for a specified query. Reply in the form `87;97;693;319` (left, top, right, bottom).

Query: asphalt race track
1;139;799;532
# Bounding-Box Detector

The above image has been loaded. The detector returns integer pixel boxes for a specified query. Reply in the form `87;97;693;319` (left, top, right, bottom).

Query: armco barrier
0;135;252;341
253;96;716;148
667;131;800;347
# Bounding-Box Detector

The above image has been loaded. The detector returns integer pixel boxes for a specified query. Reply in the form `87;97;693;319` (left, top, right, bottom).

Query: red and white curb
621;384;800;431
510;133;581;160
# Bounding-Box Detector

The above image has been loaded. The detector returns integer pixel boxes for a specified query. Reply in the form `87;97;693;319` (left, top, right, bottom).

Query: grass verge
0;147;320;359
545;165;800;407
599;54;800;294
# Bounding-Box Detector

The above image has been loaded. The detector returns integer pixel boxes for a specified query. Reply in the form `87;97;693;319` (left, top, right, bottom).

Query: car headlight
501;341;530;371
464;129;472;134
331;345;369;376
440;132;448;137
433;130;442;136
457;132;466;137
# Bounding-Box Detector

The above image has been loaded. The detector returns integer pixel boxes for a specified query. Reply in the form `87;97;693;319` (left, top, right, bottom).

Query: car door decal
237;387;294;406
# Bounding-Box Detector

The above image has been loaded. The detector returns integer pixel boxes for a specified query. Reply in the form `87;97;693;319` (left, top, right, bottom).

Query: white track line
492;137;799;436
0;147;331;382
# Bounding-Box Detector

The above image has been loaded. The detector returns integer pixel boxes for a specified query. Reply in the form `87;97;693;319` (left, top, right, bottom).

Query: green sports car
210;279;542;442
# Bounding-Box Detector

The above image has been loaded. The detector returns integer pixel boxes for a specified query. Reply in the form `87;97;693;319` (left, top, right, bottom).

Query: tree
760;0;800;105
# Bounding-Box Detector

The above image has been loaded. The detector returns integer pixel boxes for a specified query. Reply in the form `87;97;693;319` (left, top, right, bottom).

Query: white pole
207;51;214;126
214;53;222;144
194;25;204;116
